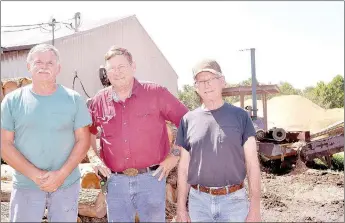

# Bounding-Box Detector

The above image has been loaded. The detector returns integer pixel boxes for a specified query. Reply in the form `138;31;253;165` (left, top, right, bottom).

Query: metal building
1;15;179;98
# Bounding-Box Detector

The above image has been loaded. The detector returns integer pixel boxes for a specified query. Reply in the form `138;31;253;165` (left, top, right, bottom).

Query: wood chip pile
234;95;344;133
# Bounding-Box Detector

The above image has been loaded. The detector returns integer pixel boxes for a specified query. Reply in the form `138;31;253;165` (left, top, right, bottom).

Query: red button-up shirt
88;79;188;172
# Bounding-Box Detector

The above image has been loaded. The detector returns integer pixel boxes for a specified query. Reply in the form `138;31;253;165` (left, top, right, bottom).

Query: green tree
178;84;238;110
178;85;201;110
302;86;319;104
278;82;302;95
177;75;344;110
326;75;344;108
313;75;344;109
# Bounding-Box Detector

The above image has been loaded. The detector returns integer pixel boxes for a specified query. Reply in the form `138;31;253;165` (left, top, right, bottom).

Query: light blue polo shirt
1;84;92;189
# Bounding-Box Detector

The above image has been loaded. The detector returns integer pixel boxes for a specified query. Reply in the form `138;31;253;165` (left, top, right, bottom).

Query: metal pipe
250;48;257;119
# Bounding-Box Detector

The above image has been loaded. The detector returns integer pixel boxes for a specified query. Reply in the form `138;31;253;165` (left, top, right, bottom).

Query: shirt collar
105;78;142;103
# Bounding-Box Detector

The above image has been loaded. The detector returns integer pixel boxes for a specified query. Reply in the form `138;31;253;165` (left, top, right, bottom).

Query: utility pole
239;48;258;119
74;12;81;33
250;48;258;119
49;18;56;45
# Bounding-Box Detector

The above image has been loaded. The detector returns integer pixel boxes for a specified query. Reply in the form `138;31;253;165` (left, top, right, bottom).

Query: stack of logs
1;77;32;101
0;121;179;222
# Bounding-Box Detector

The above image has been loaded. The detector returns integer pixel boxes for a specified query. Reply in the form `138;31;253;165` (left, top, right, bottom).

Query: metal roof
222;84;280;97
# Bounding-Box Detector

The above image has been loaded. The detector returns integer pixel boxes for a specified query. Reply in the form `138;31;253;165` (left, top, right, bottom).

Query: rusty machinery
223;83;343;169
248;107;344;169
244;101;344;168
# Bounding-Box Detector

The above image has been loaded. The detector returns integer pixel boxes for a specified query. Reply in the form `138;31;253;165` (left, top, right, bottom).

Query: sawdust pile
234;95;344;133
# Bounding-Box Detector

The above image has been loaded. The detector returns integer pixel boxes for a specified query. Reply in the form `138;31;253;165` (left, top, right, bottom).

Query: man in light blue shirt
1;44;92;222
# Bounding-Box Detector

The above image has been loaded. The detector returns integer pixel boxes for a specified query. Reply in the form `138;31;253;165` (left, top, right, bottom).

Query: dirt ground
1;167;344;222
259;168;344;222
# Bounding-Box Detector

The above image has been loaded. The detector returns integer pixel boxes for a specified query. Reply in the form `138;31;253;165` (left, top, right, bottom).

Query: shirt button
123;122;127;125
126;157;129;160
124;139;127;143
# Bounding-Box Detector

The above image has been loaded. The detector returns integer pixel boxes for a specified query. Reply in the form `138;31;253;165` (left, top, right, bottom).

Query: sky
1;1;344;90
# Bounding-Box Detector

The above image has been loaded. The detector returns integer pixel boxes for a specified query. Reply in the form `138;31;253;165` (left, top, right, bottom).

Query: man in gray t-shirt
175;59;261;222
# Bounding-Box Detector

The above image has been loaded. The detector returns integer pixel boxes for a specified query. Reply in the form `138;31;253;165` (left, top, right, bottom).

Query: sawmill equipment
222;84;344;169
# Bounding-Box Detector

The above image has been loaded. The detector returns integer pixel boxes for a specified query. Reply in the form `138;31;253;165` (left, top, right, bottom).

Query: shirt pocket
218;124;242;144
136;108;160;131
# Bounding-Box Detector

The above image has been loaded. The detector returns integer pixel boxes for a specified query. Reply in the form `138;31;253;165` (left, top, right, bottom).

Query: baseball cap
192;59;222;79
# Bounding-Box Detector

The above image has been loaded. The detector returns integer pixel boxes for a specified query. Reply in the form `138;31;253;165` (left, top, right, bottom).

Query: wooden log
78;189;106;218
81;154;90;163
1;180;12;202
166;183;177;204
2;79;19;96
18;77;32;87
1;164;13;181
81;172;101;189
86;146;102;165
79;163;102;190
79;163;95;175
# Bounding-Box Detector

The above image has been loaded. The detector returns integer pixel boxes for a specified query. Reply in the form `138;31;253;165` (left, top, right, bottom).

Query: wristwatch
171;147;181;156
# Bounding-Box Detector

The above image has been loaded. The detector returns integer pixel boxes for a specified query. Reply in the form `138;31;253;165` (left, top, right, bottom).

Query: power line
2;26;42;32
1;14;79;33
1;16;74;28
2;13;81;46
1;22;49;28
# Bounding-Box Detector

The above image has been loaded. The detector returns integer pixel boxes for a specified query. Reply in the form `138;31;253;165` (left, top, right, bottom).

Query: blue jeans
188;187;249;222
106;172;166;222
9;181;80;222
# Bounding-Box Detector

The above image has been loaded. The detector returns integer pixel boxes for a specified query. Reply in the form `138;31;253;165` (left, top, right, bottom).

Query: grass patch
312;152;344;171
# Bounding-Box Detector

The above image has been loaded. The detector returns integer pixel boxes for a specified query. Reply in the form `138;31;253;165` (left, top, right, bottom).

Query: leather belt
111;165;159;177
191;182;244;196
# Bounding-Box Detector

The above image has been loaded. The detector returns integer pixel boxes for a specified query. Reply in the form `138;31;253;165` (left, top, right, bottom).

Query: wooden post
240;93;244;109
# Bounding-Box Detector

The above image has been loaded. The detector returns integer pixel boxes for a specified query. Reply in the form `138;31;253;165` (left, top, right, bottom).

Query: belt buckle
123;168;139;176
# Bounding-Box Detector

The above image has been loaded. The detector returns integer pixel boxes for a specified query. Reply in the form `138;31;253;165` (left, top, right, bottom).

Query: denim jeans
9;181;80;222
106;172;166;222
188;187;249;222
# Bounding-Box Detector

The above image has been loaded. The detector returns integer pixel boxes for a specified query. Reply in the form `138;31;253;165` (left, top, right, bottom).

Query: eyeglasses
194;76;222;87
106;65;129;74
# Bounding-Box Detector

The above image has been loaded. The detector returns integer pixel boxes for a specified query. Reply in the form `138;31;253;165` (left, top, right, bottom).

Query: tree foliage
178;75;344;110
178;85;201;110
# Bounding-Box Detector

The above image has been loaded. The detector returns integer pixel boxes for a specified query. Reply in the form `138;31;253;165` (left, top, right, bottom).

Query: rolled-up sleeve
158;86;188;128
87;97;99;135
175;117;191;151
242;112;256;146
74;95;92;131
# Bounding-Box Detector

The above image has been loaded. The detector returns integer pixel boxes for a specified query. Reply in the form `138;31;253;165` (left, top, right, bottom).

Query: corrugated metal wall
0;16;178;98
1;50;31;79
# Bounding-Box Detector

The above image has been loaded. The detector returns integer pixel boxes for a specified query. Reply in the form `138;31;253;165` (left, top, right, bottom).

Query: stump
78;189;107;218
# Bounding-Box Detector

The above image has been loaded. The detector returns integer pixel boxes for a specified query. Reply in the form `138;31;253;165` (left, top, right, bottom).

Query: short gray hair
26;44;60;64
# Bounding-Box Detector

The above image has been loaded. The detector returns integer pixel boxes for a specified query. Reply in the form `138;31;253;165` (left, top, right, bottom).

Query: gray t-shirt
176;102;256;187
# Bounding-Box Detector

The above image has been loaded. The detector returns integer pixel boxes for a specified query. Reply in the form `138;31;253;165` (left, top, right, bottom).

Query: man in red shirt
88;46;188;222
